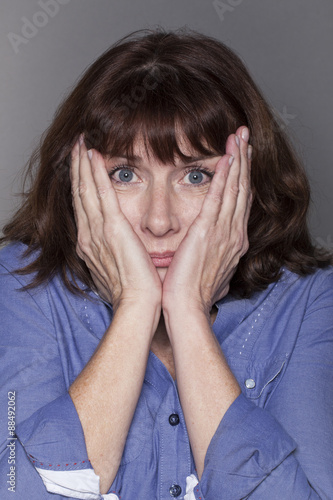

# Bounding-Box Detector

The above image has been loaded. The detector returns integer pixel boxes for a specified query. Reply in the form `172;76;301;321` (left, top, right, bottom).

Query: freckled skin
105;141;223;283
70;127;251;492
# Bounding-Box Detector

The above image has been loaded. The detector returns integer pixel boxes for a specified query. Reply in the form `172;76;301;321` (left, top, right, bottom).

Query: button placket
158;384;190;500
239;282;279;356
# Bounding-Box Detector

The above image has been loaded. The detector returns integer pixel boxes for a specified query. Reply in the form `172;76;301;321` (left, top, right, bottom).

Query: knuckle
241;238;250;256
240;146;248;161
90;224;103;243
240;178;250;192
75;242;85;259
76;234;90;254
71;147;79;162
96;185;109;199
71;186;80;199
229;183;239;196
233;230;244;251
78;182;88;196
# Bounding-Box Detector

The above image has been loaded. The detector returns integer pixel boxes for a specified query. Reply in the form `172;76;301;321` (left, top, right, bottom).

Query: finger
77;140;105;233
70;138;80;187
232;127;252;256
243;144;253;227
198;153;232;224
233;127;251;219
219;127;251;224
71;138;89;229
88;149;124;222
216;133;242;224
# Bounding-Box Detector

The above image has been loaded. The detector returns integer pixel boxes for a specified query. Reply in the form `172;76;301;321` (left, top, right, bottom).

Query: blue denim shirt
0;242;332;499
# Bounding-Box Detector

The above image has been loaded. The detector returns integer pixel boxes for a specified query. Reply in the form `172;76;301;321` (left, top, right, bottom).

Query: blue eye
109;166;137;184
118;169;134;182
183;167;213;185
188;171;204;184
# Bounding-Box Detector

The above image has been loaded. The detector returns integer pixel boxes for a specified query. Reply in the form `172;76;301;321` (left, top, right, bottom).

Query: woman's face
105;138;222;282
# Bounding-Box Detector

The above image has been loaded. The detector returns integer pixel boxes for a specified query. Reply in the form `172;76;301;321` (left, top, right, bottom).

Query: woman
0;29;332;499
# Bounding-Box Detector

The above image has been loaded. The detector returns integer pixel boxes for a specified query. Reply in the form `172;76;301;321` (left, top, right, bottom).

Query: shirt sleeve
192;271;333;499
0;262;110;499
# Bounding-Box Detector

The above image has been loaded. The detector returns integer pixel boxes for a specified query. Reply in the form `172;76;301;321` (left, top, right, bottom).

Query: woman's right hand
70;137;162;317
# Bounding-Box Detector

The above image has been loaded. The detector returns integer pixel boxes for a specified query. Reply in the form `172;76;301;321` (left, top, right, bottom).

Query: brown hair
1;28;331;297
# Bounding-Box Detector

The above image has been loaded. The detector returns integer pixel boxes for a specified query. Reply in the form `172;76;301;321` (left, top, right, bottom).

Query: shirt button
245;378;256;389
169;484;182;497
168;413;180;426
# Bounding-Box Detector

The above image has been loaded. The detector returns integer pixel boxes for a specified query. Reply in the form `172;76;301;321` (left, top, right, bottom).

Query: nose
141;184;180;237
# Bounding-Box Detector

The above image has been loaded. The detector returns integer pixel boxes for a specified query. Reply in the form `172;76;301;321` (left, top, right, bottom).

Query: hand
162;126;252;317
71;137;162;315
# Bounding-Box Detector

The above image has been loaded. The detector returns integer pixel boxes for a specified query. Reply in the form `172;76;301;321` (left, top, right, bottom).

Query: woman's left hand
162;126;252;317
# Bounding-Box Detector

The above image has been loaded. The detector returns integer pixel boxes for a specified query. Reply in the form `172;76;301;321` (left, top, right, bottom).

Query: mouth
149;252;175;267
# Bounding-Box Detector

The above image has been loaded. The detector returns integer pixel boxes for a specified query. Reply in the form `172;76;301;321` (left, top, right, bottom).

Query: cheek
177;194;205;229
115;192;143;230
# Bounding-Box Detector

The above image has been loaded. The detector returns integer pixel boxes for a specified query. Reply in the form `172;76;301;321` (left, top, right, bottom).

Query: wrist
114;288;161;312
163;303;211;343
163;294;210;322
115;297;162;337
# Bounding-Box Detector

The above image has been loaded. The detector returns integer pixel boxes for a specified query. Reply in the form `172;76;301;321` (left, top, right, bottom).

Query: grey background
0;0;332;248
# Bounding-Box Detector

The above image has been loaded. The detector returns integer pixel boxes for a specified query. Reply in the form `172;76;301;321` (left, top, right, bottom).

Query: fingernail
242;127;249;142
235;135;240;146
79;134;84;145
87;149;93;160
229;155;234;166
247;145;253;160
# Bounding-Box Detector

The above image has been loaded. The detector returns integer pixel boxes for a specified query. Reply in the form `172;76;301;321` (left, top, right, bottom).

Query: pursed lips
149;252;175;267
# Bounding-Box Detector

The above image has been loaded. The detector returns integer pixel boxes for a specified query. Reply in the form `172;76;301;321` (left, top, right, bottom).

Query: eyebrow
109;154;217;164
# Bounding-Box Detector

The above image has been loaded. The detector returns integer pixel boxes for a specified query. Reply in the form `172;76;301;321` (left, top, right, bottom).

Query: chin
157;267;168;283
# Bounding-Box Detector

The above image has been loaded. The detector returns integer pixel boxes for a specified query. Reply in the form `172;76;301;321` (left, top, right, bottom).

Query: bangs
8;29;327;298
83;64;245;163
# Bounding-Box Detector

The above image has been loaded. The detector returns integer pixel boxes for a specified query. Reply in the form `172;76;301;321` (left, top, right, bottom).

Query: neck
151;312;170;351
